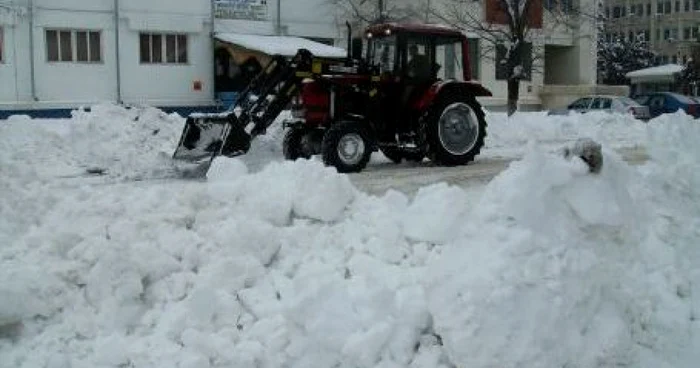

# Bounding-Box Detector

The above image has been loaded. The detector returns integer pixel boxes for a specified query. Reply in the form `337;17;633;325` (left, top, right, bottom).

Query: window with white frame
139;33;188;64
46;29;102;63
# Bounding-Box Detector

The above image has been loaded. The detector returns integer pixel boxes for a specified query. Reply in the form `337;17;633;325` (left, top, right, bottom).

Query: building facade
603;0;700;64
0;0;216;116
0;0;598;116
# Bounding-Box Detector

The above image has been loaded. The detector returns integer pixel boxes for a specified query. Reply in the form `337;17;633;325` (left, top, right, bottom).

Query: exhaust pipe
346;21;352;61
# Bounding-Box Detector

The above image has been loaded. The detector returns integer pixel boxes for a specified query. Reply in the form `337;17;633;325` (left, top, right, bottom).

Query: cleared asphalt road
349;146;650;196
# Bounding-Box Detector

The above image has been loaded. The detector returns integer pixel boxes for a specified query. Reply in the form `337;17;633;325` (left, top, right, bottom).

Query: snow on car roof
215;33;347;59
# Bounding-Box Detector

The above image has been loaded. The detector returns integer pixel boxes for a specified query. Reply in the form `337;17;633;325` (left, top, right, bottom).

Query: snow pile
427;123;700;367
67;104;186;179
2;106;700;367
485;110;647;157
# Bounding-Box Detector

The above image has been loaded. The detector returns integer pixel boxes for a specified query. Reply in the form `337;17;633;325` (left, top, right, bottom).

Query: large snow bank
1;105;699;367
484;110;647;158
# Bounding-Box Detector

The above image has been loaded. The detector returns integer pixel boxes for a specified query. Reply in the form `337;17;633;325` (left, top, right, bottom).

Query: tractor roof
365;22;464;38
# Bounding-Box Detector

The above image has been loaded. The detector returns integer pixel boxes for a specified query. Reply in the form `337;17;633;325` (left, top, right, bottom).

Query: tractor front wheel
322;121;372;173
422;96;486;166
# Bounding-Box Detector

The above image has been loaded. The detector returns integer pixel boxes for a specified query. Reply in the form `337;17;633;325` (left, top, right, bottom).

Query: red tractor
173;22;492;174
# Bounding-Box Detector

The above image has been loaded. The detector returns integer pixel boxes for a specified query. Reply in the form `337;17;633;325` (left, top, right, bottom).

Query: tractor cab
362;23;471;84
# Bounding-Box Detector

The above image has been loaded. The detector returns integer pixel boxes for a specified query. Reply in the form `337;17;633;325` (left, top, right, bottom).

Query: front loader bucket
172;114;251;164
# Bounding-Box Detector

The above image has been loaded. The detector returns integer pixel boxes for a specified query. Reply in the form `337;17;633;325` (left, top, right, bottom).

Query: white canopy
215;33;347;59
626;64;685;83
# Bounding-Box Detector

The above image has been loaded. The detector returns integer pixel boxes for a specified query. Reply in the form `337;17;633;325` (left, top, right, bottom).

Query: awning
626;64;685;83
214;33;347;59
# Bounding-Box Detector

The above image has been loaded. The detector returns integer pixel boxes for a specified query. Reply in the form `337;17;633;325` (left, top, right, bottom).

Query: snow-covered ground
1;105;699;367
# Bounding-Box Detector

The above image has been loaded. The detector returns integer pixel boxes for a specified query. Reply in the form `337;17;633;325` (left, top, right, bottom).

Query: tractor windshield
369;36;397;74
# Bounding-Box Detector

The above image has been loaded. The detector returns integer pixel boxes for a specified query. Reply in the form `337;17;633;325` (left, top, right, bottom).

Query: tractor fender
414;80;492;112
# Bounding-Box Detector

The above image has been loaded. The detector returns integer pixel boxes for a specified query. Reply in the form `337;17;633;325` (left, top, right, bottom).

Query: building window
658;2;664;12
686;0;691;11
685;27;692;39
665;1;672;12
664;28;671;40
140;33;188;64
622;5;627;16
693;27;699;38
647;3;652;15
695;0;700;10
46;29;102;63
644;29;651;41
605;7;610;18
672;55;678;63
656;28;661;40
638;4;644;15
676;1;681;11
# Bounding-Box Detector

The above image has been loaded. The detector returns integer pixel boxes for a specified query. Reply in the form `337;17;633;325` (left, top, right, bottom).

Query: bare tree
431;0;585;116
329;0;430;30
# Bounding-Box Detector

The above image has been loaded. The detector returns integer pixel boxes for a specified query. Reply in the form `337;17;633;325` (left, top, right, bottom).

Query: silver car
548;95;651;121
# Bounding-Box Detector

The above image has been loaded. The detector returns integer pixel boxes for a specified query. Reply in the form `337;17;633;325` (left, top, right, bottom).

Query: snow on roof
625;64;685;82
215;33;347;59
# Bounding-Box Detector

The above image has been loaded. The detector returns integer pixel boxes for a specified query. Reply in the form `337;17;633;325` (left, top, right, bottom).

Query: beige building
603;0;700;64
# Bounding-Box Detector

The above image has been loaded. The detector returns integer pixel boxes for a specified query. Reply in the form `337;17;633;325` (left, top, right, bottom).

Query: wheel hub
438;102;479;155
337;133;365;165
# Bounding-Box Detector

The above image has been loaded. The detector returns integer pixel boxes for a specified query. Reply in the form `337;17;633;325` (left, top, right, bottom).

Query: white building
0;0;599;117
0;0;216;117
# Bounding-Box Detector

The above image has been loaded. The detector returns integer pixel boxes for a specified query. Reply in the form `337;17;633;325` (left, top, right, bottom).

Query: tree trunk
507;78;520;116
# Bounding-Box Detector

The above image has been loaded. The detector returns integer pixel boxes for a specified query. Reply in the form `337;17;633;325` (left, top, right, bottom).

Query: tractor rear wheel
322;121;372;173
422;95;486;166
282;128;309;161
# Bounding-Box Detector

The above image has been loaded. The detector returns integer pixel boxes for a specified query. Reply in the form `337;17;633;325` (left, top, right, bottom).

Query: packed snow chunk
206;157;249;182
290;160;356;222
425;143;692;368
402;183;470;244
67;103;186;178
478;144;644;235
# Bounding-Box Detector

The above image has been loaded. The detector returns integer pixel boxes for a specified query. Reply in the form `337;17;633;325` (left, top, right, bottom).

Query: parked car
547;95;651;120
633;92;700;119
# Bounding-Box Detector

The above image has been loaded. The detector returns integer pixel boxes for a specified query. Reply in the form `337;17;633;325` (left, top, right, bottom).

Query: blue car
633;92;700;119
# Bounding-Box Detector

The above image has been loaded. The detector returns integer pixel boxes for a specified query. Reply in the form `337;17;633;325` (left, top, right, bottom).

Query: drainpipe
29;0;37;101
276;0;281;35
114;0;122;104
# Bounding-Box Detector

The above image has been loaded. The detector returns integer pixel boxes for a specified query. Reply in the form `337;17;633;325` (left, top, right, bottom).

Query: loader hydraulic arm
172;49;316;164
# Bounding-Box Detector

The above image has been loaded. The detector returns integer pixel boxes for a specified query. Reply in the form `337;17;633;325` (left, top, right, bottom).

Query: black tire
421;95;487;166
282;128;310;161
322;121;373;173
